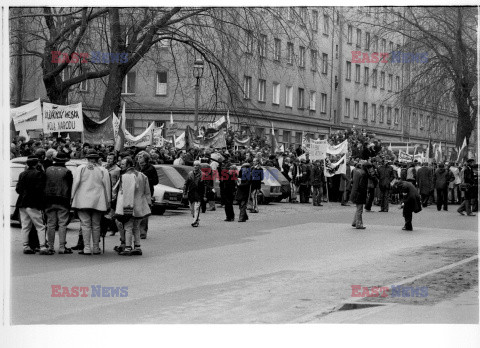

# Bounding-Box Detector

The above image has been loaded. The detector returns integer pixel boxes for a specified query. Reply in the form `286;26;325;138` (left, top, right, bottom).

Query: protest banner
11;99;43;131
153;126;166;147
308;139;328;160
324;154;347;177
83;114;114;145
398;150;413;163
43;102;83;132
124;122;155;147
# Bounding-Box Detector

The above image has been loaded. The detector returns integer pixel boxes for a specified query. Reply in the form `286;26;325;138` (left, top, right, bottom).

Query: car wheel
152;206;166;215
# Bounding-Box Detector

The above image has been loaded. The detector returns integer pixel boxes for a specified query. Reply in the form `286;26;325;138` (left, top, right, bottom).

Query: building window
322;53;328;74
122;71;136;94
347;25;353;43
125;119;134;135
311;50;318;71
356;29;362;47
387;107;392;124
321;93;327;113
246;31;254;54
371;104;376;122
373;36;378;52
346;61;351;80
61;65;72;81
379;105;385;123
452;122;456;135
395;76;400;92
335;44;339;58
381;38;386;52
419;113;424;128
283;130;290;144
298;88;305;109
285;85;293;107
299;7;307;24
272;82;280;105
388;74;393;91
364;67;369;85
426;115;430;131
372;69;377;87
312;10;318;31
299;46;306;67
365;32;370;50
394;108;400;124
287;42;294;64
389;41;394;52
274;38;281;61
258;79;266;102
243;76;252;99
411;113;416;129
363;102;368;120
354;100;359;119
288;7;295;22
259;34;267;58
344;98;350;117
323;14;329;34
156;71;167;95
380;71;385;89
355;64;361;83
309;91;316;111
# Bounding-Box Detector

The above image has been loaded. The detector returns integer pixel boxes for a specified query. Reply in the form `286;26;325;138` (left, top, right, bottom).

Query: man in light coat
71;150;111;255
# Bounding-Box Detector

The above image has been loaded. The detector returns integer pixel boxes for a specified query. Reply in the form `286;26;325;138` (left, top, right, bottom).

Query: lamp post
193;59;204;131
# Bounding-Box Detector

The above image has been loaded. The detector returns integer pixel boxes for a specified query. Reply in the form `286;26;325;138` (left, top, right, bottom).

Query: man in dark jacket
349;161;372;229
250;159;264;213
137;152;159;238
417;162;433;207
184;148;196;166
458;159;476;216
236;163;252;222
396;181;421;230
311;160;325;206
377;159;396;212
364;160;379;212
220;164;237;221
184;161;207;227
433;162;453;211
340;159;352;206
16;156;49;254
298;158;311;203
44;153;73;254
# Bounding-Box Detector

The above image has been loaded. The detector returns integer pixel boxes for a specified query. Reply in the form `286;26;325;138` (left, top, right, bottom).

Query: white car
151;165;185;215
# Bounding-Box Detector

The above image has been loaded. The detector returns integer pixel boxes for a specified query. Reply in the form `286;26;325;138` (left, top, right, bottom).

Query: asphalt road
9;200;478;324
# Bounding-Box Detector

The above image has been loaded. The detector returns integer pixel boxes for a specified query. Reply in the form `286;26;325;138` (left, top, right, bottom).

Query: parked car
152;165;185;215
264;166;291;202
10;157;86;226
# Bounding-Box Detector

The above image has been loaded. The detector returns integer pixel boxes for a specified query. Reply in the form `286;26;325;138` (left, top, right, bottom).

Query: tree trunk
454;81;473;149
98;66;125;119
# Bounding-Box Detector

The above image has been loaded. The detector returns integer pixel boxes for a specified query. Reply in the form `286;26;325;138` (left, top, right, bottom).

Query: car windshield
155;166;185;189
172;165;193;180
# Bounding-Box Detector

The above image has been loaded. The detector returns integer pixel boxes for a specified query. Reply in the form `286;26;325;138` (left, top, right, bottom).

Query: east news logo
51;285;128;297
351;285;428;297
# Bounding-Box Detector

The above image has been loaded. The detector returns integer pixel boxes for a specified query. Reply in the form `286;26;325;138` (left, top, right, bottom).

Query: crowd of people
12;127;478;256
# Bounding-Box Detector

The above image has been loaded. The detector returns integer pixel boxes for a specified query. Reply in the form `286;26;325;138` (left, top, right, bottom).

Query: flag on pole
406;142;409;155
388;142;392;151
427;138;434;160
457;137;467;163
112;112;122;151
170;112;176;147
270;122;279;154
226;110;230;128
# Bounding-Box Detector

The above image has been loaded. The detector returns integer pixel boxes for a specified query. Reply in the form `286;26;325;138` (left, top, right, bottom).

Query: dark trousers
341;189;351;204
365;187;375;211
436;187;449;211
420;193;430;207
312;186;323;205
238;199;249;221
224;196;235;220
403;210;413;230
299;184;309;203
379;188;390;211
458;198;472;215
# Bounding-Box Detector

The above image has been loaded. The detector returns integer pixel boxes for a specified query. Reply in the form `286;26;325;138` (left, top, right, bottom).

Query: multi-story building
11;7;459;158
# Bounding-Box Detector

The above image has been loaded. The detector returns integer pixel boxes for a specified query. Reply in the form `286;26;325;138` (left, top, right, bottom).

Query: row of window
246;33;329;72
346;26;401;53
344;99;399;125
345;62;401;91
283;7;330;34
243;76;327;112
410;112;456;136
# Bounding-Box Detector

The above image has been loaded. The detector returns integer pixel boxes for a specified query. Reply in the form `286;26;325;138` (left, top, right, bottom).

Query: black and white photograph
2;1;479;347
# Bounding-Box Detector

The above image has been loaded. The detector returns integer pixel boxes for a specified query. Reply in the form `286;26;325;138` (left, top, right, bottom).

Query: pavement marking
294;254;479;323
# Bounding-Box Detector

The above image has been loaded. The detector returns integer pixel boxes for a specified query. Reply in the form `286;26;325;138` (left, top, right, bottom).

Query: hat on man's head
53;152;70;162
85;149;100;159
467;158;475;163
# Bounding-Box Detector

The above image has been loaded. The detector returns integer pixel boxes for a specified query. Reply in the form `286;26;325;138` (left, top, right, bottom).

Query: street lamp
193;59;204;131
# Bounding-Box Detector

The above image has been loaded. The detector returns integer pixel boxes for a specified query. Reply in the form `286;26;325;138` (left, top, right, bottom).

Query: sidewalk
313;288;479;324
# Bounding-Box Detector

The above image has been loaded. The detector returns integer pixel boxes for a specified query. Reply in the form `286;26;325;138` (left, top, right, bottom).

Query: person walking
433;162;453;211
104;152;121;236
364;161;378;212
396;181;422;231
183;161;207;227
416;162;433;207
16;156;49;255
457;159;477;216
137;152;159;239
236;162;252;222
114;157;152;256
71;150;111;255
249;158;264;213
298;158;311;203
349;161;372;229
311;160;325;206
377;158;395;212
220;164;237;221
448;162;461;204
340;159;352;206
44;152;73;254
